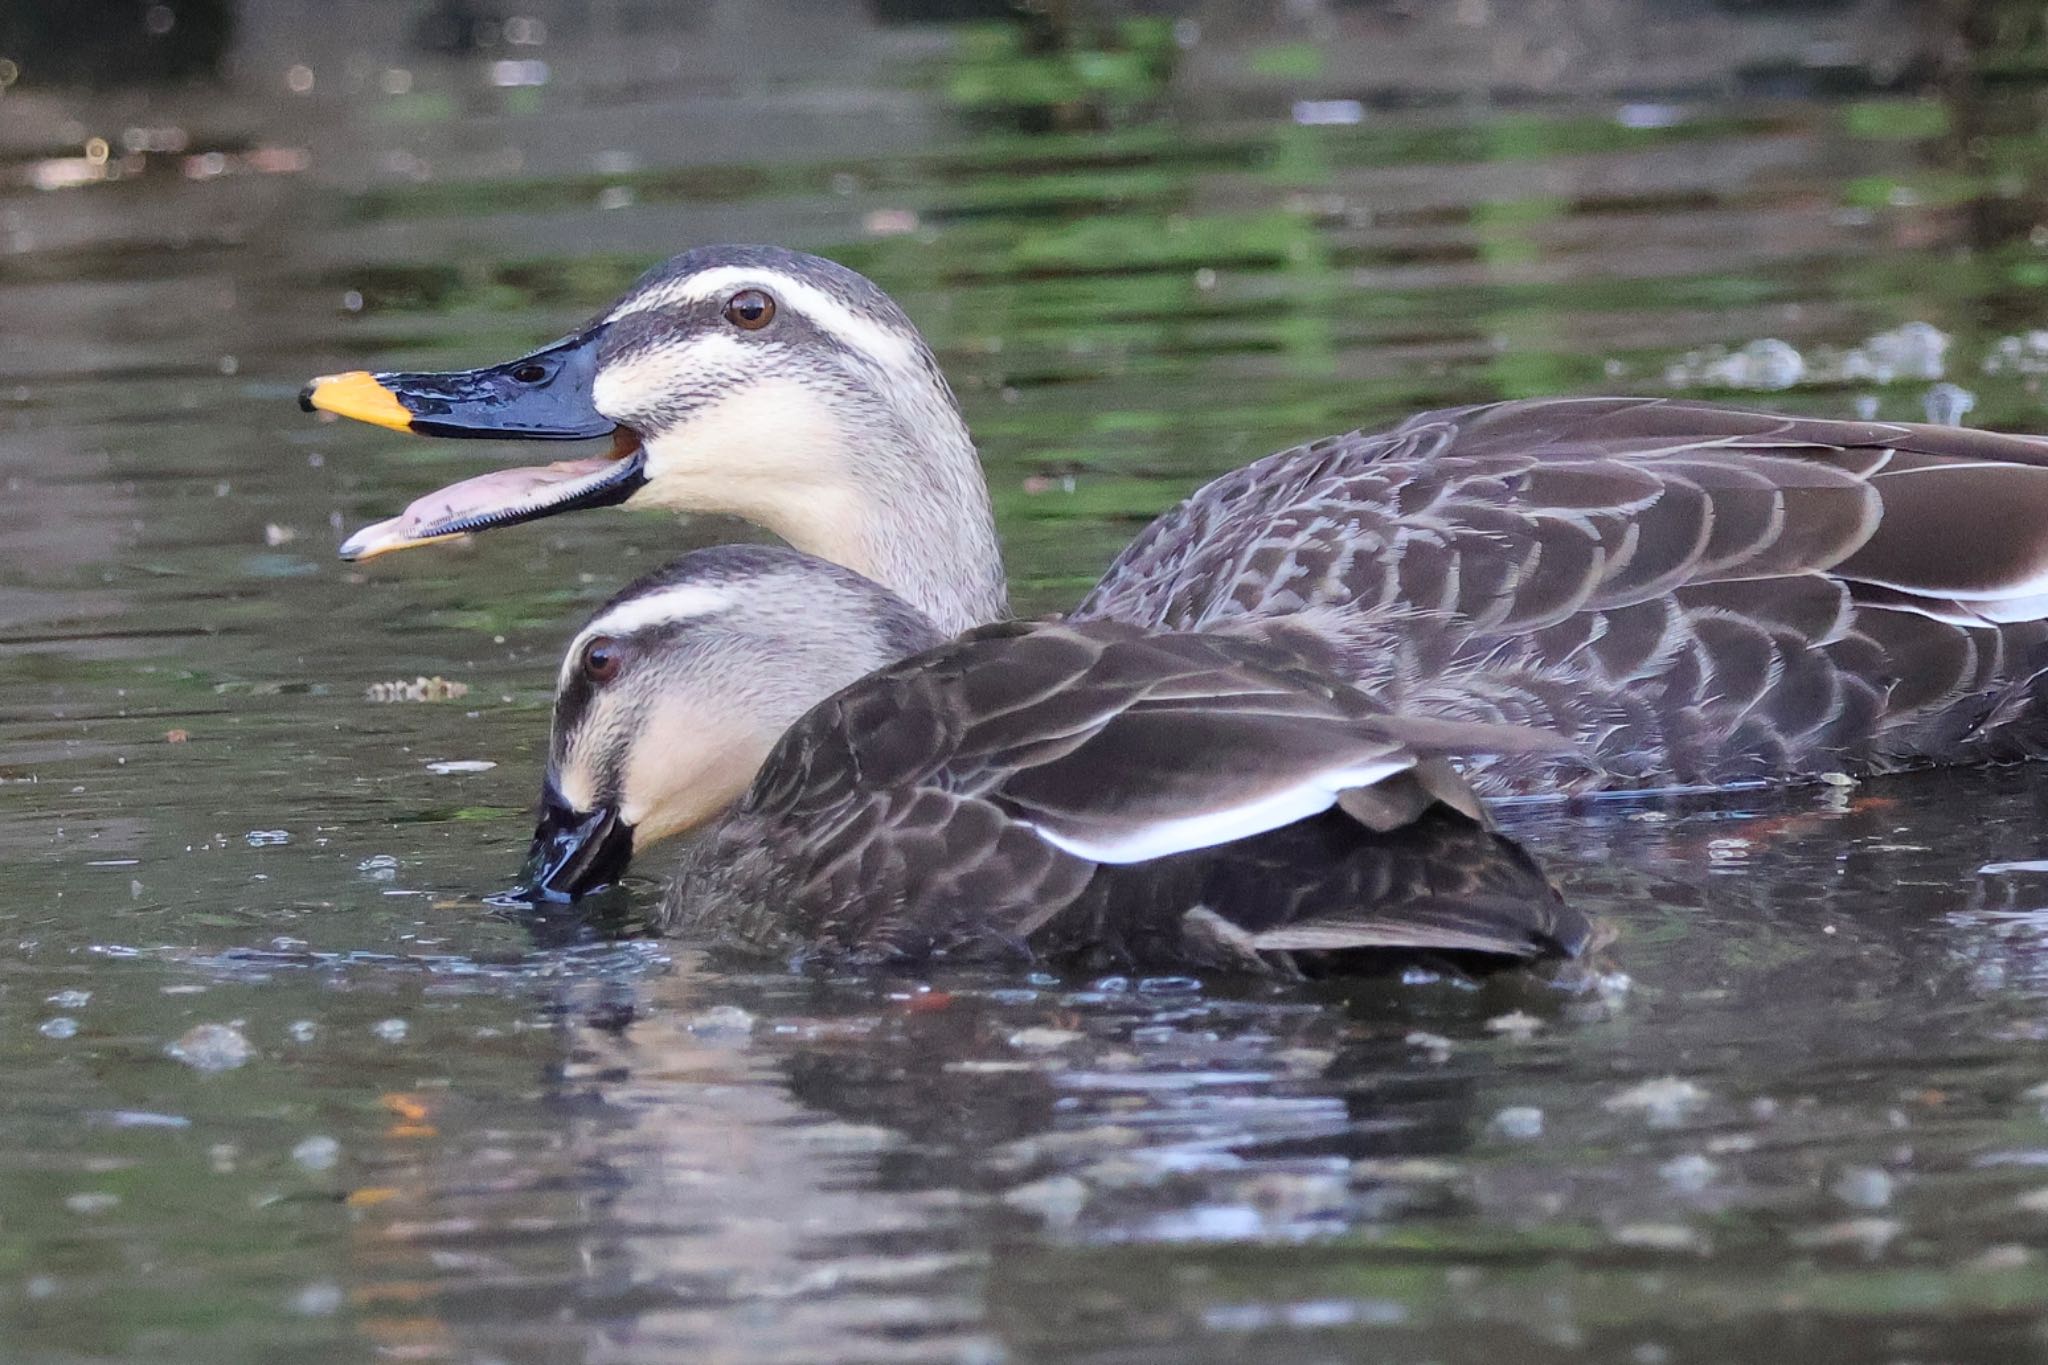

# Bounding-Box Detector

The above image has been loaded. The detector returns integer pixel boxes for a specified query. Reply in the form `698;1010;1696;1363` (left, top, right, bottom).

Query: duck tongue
338;433;646;561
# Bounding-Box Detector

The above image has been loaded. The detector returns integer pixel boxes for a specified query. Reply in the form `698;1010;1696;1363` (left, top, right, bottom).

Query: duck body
658;610;1587;973
1076;398;2048;793
308;246;2048;796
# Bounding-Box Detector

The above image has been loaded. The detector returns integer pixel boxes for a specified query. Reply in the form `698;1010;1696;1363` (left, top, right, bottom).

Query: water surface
7;4;2048;1360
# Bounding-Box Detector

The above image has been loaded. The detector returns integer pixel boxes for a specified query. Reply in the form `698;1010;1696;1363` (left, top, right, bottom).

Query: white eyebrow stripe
605;267;924;375
561;583;735;688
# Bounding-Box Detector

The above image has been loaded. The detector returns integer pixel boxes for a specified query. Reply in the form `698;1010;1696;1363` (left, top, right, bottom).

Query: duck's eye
723;289;776;330
511;362;548;383
581;636;622;684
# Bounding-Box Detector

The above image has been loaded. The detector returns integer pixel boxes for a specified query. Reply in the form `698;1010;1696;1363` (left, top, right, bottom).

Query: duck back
1074;397;2048;793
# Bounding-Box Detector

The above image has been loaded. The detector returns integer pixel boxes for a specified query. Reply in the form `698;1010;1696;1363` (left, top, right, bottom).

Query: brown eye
510;362;547;383
723;288;775;330
582;635;622;684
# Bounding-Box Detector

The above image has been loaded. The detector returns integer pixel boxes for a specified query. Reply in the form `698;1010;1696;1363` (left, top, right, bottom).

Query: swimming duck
520;543;1589;971
305;245;2048;793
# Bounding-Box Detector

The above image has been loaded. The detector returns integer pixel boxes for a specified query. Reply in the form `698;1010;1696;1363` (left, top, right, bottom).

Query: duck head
306;245;1005;633
517;544;944;901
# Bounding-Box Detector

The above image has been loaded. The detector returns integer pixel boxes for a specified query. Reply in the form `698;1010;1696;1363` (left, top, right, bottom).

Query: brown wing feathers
670;621;1584;969
1075;397;2048;790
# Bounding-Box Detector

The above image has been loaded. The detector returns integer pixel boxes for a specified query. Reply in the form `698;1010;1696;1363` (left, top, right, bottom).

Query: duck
516;542;1590;972
304;244;2048;794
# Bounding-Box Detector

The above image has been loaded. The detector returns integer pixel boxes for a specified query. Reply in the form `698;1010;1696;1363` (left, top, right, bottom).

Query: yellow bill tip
301;371;415;432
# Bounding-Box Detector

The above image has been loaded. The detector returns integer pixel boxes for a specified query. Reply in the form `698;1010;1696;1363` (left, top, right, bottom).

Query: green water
7;3;2048;1360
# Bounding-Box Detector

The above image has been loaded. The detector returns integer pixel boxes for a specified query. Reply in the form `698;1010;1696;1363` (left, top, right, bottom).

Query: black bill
512;781;637;902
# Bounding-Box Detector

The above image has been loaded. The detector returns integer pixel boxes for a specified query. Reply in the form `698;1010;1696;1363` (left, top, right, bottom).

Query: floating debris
65;1192;120;1216
1659;1153;1719;1193
1791;1217;1901;1256
1490;1106;1544;1139
425;759;496;775
88;1110;189;1129
1008;1027;1085;1052
1002;1174;1089;1228
863;207;920;237
1276;1047;1335;1076
686;1005;755;1039
1665;322;1949;393
167;1023;253;1072
789;1121;899;1150
1293;99;1364;126
292;1135;341;1172
944;1059;1038;1075
1616;102;1685;130
1983;330;2048;377
290;1281;345;1317
1609;1222;1709;1254
245;829;289;847
1485;1011;1543;1040
1664;338;1804;391
489;58;550;88
1922;383;1976;427
365;676;470;703
1831;1166;1895;1210
1405;1030;1453;1062
1241;1170;1351;1222
372;1018;409;1043
357;854;399;881
164;728;189;743
39;1017;78;1040
1971;1244;2032;1272
287;1020;317;1044
1604;1077;1708;1126
989;1125;1143;1174
1350;1158;1463;1183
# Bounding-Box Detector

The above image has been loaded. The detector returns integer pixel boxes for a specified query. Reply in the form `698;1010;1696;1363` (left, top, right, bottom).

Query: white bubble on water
686;1005;755;1039
1832;1165;1895;1209
167;1023;253;1072
292;1135;340;1172
1659;1153;1720;1193
1491;1106;1544;1139
1604;1077;1709;1126
1922;382;1976;427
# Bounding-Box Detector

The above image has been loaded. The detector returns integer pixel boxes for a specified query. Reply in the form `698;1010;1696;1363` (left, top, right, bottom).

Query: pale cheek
616;708;774;848
553;753;600;813
634;379;848;507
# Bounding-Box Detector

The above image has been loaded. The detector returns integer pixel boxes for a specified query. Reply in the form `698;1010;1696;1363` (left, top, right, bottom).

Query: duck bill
307;327;650;560
337;430;648;560
513;782;636;903
300;329;615;439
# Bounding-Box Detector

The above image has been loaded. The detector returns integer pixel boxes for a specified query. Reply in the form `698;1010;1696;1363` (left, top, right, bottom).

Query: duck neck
817;399;1008;636
639;380;1008;637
